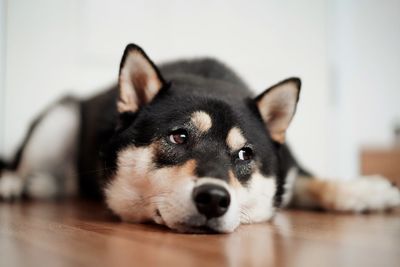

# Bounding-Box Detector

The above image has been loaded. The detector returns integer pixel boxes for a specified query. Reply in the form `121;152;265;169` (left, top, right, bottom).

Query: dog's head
104;44;300;233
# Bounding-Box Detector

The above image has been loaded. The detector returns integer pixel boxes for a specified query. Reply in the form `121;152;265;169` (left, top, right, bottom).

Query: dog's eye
169;129;188;144
238;147;253;161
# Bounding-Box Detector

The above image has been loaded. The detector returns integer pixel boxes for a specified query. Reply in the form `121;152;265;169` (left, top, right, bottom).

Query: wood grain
0;200;399;267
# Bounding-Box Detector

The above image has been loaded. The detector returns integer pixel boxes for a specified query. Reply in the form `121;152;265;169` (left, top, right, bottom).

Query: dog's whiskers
240;208;252;223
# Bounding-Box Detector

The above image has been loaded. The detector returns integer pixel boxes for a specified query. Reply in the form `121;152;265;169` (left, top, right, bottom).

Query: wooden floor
1;200;399;267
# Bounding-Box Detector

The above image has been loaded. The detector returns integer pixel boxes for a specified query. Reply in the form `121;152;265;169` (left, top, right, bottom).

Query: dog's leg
0;98;80;200
290;175;400;212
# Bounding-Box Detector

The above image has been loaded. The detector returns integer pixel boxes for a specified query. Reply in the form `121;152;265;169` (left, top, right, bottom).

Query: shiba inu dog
1;44;399;233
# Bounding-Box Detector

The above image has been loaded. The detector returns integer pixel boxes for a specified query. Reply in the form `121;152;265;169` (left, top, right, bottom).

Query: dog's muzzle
192;184;231;219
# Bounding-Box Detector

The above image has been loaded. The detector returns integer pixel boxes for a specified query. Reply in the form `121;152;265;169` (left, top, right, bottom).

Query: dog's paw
0;171;24;200
327;175;400;212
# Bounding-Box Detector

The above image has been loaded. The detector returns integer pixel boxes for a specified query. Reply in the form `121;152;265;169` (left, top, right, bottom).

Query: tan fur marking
307;178;338;210
271;131;286;144
292;175;400;212
105;145;155;222
291;176;343;210
167;159;197;179
228;170;242;189
226;127;247;151
105;143;198;224
191;111;212;133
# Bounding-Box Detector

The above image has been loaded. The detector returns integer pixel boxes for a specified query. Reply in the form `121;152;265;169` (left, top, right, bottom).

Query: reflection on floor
0;199;399;267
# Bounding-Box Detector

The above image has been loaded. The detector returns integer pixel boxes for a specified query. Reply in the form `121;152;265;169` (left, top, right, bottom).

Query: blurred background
1;0;399;180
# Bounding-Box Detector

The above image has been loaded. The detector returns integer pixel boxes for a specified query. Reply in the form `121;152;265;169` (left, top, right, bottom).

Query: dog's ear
117;44;165;113
255;78;301;144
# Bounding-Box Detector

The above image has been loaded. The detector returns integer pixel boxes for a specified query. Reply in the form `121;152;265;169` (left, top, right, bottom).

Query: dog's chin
159;215;234;234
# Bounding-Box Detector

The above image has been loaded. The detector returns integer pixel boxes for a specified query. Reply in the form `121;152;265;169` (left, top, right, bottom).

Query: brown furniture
360;147;400;185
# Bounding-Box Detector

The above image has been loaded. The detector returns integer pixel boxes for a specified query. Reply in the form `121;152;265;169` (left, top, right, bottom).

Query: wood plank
0;200;399;267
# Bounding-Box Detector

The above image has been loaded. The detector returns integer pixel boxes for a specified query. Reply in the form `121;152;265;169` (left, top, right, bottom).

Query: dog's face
104;44;300;233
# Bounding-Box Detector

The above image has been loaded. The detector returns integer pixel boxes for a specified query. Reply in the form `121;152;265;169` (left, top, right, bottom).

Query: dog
1;44;399;233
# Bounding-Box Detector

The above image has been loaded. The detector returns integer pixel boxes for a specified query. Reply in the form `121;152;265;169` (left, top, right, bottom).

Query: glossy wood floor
1;200;399;267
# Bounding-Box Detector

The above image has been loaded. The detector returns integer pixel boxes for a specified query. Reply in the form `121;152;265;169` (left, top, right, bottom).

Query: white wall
3;0;330;176
327;0;400;178
0;0;5;153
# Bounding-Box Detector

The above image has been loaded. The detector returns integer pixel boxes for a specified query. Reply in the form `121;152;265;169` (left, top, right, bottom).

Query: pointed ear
117;44;165;113
255;77;301;144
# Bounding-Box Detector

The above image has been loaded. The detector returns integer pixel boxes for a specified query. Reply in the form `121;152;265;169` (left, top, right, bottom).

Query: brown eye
169;129;188;144
238;147;253;161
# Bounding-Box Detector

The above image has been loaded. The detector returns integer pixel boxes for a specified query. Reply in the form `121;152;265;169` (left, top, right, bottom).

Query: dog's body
1;44;399;233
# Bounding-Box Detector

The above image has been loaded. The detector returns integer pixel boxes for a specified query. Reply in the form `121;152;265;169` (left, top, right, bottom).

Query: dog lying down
1;44;399;233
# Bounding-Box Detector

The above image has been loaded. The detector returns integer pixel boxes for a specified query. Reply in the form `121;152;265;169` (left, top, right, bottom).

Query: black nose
192;184;230;219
